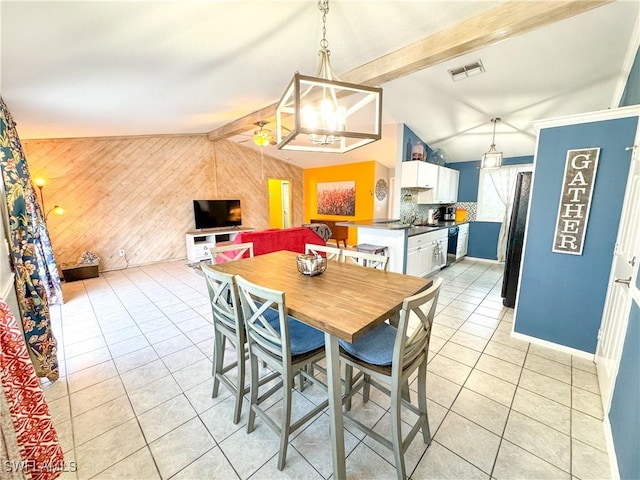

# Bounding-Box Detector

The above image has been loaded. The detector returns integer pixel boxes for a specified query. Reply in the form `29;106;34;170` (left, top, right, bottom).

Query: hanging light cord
490;117;500;148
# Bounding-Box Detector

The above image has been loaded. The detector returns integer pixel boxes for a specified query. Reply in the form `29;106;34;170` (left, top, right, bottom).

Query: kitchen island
336;219;468;276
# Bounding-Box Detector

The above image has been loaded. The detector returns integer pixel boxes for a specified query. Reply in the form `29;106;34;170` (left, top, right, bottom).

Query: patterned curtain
0;97;63;381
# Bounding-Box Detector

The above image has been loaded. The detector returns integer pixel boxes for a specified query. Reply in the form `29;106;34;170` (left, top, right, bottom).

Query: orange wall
303;161;376;246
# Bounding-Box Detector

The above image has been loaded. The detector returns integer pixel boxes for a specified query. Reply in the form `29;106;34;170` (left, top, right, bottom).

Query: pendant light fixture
481;117;503;169
275;0;382;153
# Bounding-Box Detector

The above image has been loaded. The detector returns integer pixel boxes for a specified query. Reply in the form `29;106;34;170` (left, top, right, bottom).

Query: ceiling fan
237;121;277;147
253;121;277;146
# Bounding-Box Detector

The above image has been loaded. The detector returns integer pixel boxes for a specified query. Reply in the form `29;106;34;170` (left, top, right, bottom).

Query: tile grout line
433;261;579;477
488;340;530;479
49;258;607;479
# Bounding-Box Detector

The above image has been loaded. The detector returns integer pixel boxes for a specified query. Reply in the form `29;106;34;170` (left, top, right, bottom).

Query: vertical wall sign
552;147;600;255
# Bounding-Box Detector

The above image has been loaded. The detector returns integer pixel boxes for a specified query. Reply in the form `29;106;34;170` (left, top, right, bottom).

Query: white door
281;181;291;228
596;142;640;412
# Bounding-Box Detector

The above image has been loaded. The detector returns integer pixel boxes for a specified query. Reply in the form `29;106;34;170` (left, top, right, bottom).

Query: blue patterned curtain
0;97;63;381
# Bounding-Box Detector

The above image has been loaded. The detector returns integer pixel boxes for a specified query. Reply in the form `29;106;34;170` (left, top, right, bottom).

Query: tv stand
185;227;254;262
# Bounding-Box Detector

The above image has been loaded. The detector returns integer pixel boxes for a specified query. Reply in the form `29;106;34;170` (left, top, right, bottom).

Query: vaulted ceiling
2;1;638;169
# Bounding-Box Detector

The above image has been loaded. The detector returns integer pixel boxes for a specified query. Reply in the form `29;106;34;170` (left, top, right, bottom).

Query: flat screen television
193;199;242;230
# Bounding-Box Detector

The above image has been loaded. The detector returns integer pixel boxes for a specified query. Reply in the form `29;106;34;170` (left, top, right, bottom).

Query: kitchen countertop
335;219;469;237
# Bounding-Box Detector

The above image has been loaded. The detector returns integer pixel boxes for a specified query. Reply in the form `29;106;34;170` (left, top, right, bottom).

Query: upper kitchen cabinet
401;161;459;204
434;166;459;204
401;161;438;189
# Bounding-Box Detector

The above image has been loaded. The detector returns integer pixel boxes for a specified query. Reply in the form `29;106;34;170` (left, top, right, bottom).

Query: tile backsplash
399;189;477;223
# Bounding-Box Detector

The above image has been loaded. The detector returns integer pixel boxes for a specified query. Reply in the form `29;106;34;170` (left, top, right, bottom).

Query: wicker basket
296;254;327;276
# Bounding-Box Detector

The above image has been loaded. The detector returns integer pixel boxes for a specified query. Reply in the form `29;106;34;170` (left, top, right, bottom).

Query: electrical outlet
118;249;125;257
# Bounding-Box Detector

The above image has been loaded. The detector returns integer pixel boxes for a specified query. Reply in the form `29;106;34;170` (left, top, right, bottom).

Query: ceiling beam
207;0;612;142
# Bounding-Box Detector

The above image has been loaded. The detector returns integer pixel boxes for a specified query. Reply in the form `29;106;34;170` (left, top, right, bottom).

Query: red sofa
231;227;325;258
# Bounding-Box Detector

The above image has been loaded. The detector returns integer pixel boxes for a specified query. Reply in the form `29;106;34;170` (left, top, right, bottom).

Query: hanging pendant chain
490;117;500;146
491;119;496;145
318;0;329;50
315;0;338;81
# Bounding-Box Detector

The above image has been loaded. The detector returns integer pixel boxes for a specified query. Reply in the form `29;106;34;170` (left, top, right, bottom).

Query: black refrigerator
501;171;532;308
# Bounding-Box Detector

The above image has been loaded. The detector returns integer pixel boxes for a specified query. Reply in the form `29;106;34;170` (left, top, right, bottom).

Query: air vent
448;60;485;81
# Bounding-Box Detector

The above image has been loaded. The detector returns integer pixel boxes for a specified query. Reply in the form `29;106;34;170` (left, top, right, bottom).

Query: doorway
268;178;292;229
596;138;640;412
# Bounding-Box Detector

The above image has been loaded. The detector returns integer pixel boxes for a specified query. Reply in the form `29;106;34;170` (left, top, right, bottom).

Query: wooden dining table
211;250;431;479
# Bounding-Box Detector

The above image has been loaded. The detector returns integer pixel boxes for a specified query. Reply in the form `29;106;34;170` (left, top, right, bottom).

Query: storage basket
296;254;327;276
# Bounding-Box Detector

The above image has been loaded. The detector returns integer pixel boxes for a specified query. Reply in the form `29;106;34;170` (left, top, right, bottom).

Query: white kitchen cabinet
402;162;458;204
407;229;448;277
407;233;431;277
401;161;438;189
456;223;469;259
427;229;448;274
434;166;459;204
433;237;448;270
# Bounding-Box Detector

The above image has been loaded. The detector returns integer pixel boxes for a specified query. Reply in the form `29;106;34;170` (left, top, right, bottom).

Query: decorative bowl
296;254;327;276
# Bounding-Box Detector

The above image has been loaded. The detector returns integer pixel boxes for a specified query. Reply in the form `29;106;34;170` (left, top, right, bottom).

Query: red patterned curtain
0;301;63;479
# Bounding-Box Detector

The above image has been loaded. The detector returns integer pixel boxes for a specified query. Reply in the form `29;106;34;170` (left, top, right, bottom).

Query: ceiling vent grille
448;60;485;81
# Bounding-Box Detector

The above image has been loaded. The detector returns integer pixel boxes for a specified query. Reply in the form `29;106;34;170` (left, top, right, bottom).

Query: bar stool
355;244;389;268
356;243;388;256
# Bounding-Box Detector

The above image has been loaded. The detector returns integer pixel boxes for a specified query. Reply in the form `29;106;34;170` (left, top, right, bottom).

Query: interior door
596;141;640;412
281;180;291;228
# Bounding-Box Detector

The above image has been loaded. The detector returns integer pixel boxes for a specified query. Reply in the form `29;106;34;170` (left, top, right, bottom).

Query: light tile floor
41;258;611;479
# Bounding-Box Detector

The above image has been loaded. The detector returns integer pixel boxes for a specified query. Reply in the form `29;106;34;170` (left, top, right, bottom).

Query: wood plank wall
22;135;303;271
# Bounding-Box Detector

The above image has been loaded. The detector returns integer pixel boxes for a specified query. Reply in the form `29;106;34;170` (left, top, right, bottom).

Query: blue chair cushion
261;306;325;356
339;322;397;366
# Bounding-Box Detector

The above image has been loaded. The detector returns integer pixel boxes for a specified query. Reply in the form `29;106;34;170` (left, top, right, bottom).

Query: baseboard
603;415;621;480
463;256;502;265
511;331;594;360
99;257;190;273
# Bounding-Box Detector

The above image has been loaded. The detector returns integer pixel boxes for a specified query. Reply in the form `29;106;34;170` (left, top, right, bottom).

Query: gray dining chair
339;277;442;480
201;264;247;424
235;275;328;471
201;264;277;424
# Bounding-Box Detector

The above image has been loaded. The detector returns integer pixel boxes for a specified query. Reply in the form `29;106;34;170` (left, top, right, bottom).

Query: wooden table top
211;250;432;343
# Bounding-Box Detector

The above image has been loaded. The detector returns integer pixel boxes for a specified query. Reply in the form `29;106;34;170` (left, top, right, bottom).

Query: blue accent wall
610;301;640;480
619;46;640;107
515;116;638;352
467;222;502;259
451;160;481;201
448;156;533;260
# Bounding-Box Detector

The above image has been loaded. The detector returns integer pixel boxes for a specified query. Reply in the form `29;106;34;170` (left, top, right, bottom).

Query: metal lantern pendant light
276;0;382;153
481;117;503;168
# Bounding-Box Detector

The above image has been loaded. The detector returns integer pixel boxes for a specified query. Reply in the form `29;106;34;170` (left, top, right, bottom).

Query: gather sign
552;148;600;255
